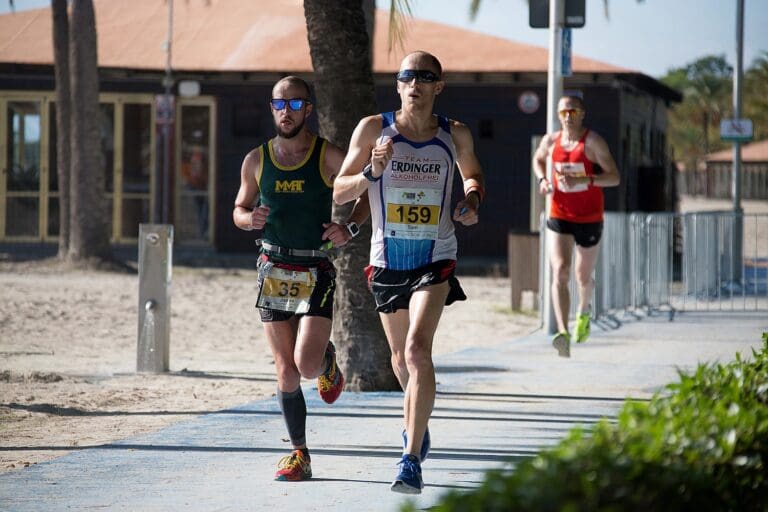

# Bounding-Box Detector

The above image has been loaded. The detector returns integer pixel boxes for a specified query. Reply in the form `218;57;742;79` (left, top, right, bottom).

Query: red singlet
549;129;604;223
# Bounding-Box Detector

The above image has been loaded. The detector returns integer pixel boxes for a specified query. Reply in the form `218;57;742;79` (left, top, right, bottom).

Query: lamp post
160;0;174;224
543;0;565;334
731;0;744;285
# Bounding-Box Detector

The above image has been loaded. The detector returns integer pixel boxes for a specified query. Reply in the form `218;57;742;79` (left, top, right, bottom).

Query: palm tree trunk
304;0;399;391
51;0;71;259
68;0;111;262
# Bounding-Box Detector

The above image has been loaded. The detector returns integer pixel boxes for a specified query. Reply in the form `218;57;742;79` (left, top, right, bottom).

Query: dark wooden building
0;0;681;260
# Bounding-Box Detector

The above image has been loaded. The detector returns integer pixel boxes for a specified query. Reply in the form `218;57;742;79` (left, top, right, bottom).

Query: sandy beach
0;259;537;473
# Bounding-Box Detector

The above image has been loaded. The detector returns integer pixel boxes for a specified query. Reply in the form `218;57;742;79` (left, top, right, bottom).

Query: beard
274;117;305;139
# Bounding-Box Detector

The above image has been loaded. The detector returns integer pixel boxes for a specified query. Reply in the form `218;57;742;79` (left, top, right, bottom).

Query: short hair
403;51;443;77
274;76;312;100
561;95;584;109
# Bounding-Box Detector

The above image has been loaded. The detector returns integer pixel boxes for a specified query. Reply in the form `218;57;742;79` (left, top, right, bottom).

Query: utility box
509;233;540;311
137;224;173;373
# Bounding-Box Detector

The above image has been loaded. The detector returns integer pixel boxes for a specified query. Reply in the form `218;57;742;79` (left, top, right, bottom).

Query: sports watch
346;222;360;238
362;164;380;182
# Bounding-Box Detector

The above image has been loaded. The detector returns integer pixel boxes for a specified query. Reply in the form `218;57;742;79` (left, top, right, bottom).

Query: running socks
277;386;307;447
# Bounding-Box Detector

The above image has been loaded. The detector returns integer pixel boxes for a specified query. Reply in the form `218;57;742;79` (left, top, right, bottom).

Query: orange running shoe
274;450;312;481
318;341;344;404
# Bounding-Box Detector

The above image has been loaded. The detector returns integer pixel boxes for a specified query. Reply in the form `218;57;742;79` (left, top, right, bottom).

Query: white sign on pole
720;118;753;141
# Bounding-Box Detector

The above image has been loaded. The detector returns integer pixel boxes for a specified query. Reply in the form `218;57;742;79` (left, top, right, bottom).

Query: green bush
408;333;768;512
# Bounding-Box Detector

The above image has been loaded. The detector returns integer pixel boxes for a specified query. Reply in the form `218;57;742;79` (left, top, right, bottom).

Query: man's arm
232;149;268;231
333;115;390;205
586;132;620;187
451;121;484;226
532;133;554;194
320;142;371;247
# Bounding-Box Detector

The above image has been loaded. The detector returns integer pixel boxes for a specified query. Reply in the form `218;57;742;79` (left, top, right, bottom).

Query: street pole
162;0;174;224
543;0;564;334
731;0;744;284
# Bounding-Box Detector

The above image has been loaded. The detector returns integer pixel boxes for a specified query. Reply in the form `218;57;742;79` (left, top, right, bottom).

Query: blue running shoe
391;454;423;494
401;427;431;462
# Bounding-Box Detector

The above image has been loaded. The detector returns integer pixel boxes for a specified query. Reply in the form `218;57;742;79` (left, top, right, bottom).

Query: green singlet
257;135;332;262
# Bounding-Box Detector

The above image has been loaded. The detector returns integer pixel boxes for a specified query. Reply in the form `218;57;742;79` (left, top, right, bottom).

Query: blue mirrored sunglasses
270;98;309;111
396;69;440;83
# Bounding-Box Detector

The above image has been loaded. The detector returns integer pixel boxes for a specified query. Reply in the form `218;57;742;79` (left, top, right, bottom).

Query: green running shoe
575;313;591;343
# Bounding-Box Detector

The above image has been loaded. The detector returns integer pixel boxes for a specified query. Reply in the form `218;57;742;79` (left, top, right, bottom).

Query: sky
384;0;768;78
2;0;767;79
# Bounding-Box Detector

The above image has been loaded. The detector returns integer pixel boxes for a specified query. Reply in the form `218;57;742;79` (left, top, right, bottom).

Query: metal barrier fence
545;211;768;322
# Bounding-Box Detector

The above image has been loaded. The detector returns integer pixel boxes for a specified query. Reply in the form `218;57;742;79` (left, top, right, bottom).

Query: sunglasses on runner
558;108;583;117
396;69;440;83
270;98;310;111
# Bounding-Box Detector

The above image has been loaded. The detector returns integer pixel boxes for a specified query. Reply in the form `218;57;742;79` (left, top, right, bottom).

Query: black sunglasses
396;69;440;84
270;98;310;111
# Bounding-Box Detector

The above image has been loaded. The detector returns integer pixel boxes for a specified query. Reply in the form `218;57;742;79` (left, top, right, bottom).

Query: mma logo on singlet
275;180;305;193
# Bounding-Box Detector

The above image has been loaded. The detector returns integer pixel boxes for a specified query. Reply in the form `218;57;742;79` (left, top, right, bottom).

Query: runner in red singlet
533;95;620;357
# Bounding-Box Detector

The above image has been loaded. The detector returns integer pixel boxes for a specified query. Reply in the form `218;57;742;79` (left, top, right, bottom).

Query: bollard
137;224;173;373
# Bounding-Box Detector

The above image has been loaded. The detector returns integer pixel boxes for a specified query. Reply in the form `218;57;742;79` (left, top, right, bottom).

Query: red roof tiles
0;0;632;74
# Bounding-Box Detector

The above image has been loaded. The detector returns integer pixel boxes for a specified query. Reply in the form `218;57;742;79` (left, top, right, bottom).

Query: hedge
407;333;768;512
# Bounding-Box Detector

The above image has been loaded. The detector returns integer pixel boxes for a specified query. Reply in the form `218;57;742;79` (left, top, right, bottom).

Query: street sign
530;0;586;28
720;118;753;142
561;28;572;76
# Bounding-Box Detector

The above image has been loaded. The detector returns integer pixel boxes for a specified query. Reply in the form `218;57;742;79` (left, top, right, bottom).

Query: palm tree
64;0;112;264
744;52;768;142
304;0;399;391
51;0;71;259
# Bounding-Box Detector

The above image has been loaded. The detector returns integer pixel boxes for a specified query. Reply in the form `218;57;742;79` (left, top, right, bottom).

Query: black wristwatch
362;164;380;183
346;222;360;238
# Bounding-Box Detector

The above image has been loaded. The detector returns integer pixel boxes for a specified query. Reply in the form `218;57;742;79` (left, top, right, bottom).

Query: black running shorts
365;259;467;314
255;254;336;322
546;218;603;248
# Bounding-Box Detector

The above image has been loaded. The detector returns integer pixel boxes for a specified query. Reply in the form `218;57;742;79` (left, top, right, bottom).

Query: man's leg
296;315;343;404
573;243;599;315
264;318;313;481
380;309;411;389
264;319;304;450
548;229;575;334
403;282;448;460
382;281;448;493
573;242;600;343
294;316;333;379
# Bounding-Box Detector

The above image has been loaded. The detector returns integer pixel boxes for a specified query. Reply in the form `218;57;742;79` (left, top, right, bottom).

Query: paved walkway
1;311;765;511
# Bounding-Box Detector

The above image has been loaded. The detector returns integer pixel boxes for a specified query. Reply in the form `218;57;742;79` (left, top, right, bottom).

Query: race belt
255;259;317;314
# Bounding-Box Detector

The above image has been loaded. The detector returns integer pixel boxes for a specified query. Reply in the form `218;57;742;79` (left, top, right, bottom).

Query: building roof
706;139;768;163
0;0;633;74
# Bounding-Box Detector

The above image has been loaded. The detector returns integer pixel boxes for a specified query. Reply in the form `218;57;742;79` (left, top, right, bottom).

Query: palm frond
468;0;482;21
387;0;413;54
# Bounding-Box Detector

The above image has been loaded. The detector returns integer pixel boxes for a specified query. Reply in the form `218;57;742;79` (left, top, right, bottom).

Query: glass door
176;100;215;243
118;102;152;240
3;99;45;238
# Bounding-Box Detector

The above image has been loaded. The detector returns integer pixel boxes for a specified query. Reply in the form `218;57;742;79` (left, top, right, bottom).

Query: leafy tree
744;51;768;142
662;55;732;169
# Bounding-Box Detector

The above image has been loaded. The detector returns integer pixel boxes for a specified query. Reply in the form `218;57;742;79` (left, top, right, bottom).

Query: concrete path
1;311;765;511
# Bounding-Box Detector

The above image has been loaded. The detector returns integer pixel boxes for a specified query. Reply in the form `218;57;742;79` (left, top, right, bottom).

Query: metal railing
543;211;768;322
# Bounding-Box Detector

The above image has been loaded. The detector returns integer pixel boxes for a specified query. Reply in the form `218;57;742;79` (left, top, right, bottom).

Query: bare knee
391;349;407;376
552;262;571;288
404;337;433;374
274;360;300;390
576;272;594;289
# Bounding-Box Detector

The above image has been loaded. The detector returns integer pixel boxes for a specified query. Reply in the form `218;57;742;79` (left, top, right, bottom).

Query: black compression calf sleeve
277;386;307;447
